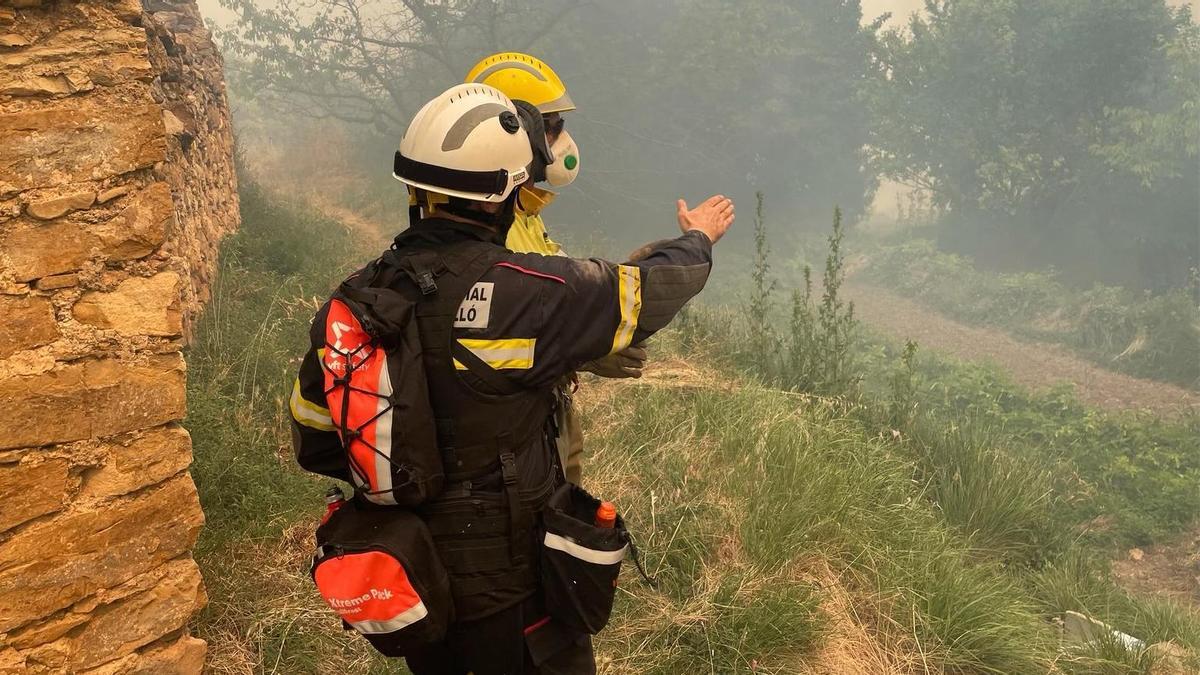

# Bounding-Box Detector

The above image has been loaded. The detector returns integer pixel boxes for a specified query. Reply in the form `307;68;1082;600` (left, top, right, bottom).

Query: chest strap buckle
417;270;437;295
499;452;518;485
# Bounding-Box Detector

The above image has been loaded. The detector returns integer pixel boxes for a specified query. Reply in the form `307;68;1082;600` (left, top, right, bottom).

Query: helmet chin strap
512;100;552;183
438;192;520;243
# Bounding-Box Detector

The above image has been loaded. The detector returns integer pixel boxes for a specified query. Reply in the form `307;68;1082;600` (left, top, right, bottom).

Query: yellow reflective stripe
610;265;642;353
289;378;334;431
454;338;536;370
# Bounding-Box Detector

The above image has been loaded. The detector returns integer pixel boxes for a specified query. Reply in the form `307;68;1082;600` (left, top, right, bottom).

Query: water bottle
321;486;345;525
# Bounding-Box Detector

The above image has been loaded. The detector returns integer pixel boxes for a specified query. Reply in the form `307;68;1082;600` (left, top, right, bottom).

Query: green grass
186;183;1199;673
857;340;1200;550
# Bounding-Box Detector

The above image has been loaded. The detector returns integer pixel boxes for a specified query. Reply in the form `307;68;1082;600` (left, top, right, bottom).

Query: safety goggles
543;114;565;142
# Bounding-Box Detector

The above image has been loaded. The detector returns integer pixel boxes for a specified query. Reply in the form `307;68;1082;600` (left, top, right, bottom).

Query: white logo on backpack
454;282;493;329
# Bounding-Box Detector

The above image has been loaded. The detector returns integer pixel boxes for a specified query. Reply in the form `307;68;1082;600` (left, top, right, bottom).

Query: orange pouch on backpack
311;499;453;656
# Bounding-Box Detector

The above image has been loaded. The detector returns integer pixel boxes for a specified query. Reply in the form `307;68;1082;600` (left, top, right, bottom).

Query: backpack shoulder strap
449;339;521;395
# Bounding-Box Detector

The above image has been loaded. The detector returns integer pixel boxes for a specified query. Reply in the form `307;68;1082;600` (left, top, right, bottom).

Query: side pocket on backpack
311;500;452;656
540;483;627;634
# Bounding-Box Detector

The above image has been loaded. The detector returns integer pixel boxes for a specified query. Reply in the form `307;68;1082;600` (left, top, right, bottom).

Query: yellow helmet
465;52;576;115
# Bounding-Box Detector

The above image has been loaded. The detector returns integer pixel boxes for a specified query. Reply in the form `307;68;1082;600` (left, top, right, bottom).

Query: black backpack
315;249;449;507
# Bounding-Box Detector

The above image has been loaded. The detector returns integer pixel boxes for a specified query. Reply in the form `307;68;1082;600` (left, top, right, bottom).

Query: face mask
545;130;580;187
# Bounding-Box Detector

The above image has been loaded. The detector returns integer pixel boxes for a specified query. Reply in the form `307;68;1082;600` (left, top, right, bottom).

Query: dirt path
1111;526;1200;607
844;282;1200;417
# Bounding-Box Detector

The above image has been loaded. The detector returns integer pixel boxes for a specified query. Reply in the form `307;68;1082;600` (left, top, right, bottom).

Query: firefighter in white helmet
292;83;733;674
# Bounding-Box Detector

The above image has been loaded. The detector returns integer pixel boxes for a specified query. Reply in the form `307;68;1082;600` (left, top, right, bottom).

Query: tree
660;0;880;223
869;0;1199;288
215;0;881;244
217;0;583;133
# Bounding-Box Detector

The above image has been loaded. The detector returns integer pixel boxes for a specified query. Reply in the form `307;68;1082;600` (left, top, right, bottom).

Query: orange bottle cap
596;501;617;522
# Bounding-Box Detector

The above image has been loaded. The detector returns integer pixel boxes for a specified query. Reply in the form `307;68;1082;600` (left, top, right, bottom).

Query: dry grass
789;559;932;675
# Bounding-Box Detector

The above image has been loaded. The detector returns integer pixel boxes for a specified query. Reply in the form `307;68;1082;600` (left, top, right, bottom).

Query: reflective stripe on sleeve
453;338;536;370
290;378;334;431
610;265;643;354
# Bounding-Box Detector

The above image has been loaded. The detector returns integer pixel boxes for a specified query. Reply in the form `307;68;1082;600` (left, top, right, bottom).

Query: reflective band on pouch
543;532;628;565
350;604;429;635
453;338;536;370
290;378;334;431
611;265;642;354
314;550;428;634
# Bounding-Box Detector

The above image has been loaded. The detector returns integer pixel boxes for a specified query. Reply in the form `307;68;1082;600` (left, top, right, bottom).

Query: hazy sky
200;0;929;27
861;0;925;26
197;0;1198;30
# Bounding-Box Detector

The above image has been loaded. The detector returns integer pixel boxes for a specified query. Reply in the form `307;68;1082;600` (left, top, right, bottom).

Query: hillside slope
186;184;1199;674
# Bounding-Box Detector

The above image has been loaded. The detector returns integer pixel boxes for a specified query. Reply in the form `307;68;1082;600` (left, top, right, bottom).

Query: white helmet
393;84;532;203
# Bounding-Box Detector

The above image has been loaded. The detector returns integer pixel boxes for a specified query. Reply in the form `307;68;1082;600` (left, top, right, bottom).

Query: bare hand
676;195;734;244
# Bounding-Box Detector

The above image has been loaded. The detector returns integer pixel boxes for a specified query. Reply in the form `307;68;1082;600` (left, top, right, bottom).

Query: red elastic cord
494;262;566;284
523;615;552;635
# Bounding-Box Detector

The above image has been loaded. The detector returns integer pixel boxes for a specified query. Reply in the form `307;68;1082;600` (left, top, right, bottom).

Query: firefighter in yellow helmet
466;53;646;487
465;52;577;256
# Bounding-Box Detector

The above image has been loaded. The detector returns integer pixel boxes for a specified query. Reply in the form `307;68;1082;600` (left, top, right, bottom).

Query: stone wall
0;0;237;671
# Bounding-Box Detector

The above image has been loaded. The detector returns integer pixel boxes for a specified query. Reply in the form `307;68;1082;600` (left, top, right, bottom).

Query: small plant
813;207;860;395
887;340;920;430
746;191;779;373
785;269;815;388
777;206;861;396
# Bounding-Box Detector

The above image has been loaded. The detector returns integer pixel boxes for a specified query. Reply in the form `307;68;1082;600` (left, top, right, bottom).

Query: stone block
0;34;29;47
3;606;90;651
0;457;70;532
91;180;173;261
6;558;203;667
26;191;95;220
0;354;186;450
74;271;181;337
34;273;78;290
0;70;93;98
0;294;57;359
0;474;204;633
0;101;164;198
79;424;192;499
0;25;147;70
1;182;173;281
85;355;187;439
161;109;185;136
79;635;205;675
65;559;205;669
96;185;130;204
0;220;91;282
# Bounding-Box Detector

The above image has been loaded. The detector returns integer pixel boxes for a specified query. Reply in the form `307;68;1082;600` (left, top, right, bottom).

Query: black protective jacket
290;217;713;619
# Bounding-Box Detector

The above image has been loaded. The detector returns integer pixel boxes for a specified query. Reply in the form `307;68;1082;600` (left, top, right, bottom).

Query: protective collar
516;185;556;217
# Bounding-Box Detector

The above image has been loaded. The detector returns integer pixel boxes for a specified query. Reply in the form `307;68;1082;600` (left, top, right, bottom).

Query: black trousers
405;598;596;675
